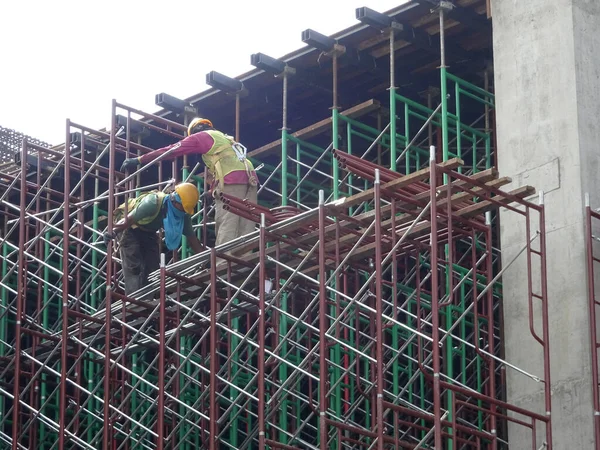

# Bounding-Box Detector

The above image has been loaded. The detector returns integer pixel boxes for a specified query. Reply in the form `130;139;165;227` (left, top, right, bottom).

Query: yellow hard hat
187;117;213;136
174;182;199;215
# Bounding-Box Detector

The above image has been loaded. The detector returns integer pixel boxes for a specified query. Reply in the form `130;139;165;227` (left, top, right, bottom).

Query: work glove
103;231;117;246
120;157;140;173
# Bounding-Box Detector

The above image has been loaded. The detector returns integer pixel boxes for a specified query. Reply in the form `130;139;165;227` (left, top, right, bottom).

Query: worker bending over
105;182;203;296
121;118;258;251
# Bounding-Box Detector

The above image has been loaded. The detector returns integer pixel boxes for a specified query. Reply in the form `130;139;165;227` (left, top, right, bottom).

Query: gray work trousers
118;228;160;296
214;183;258;254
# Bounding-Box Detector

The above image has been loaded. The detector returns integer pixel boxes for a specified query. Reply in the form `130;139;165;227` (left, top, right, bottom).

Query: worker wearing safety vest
121;118;258;253
104;182;203;296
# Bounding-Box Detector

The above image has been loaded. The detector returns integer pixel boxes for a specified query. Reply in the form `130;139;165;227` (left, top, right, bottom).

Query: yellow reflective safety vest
201;130;256;188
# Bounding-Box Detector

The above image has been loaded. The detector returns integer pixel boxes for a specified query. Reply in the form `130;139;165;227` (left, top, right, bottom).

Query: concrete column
493;0;600;448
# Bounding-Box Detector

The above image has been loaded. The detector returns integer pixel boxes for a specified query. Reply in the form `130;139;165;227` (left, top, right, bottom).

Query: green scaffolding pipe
398;92;489;140
390;83;397;171
296;142;302;205
455;82;463;175
285;133;327;156
333;109;340;200
446;72;495;102
279;292;289;444
457;88;495;108
85;193;100;446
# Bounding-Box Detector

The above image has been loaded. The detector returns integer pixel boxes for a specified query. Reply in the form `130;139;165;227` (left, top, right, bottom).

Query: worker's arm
140;132;214;164
186;233;204;254
183;216;204;254
121;132;214;172
103;212;136;245
104;195;159;245
113;214;136;234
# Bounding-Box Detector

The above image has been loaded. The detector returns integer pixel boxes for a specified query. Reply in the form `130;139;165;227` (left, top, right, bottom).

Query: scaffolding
0;2;553;449
585;195;600;449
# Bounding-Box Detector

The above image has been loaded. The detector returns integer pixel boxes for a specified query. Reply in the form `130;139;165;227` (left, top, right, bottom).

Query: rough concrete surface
493;0;600;447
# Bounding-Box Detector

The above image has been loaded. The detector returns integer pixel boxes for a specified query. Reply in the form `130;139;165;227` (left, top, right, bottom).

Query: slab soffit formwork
145;0;492;150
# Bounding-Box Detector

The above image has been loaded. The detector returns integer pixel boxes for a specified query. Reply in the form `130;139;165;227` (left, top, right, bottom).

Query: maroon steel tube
24;140;64;157
209;248;217;450
373;170;384;450
103;100;118;449
264;439;304;450
11;138;28;450
381;401;492;441
318;191;328;450
68;121;154;155
438;380;548;422
115;101;188;132
21;328;60;342
258;214;267;449
454;399;533;429
29;149;41;450
538;201;553;448
58;121;71;450
525;210;543;345
586;203;600;448
157;254;166;450
0;172;78;203
74;130;86;435
429;147;443;447
485;219;498;449
437;165;536;213
324;418;414;448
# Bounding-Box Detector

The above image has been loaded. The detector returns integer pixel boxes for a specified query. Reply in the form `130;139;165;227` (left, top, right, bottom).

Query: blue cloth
163;193;186;250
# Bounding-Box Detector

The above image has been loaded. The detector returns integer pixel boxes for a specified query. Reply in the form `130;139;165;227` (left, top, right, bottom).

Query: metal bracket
431;0;455;13
274;65;296;79
225;87;249;99
385;22;404;34
325;43;346;58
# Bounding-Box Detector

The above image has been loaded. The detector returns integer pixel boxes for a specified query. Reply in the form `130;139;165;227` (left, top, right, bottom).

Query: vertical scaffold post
258;213;267;448
429;145;443;448
586;194;600;447
389;27;397;172
157;253;166;450
58;121;72;449
281;70;289;206
374;169;384;450
11;138;28;450
538;192;553;449
486;211;498;450
104;99;118;450
209;248;217;450
318;190;328;449
439;4;449;179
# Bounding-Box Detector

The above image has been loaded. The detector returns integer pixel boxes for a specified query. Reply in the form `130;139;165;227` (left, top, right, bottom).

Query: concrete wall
493;0;600;447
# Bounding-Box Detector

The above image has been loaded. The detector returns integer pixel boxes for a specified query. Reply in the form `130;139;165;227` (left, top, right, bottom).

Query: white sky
1;0;407;145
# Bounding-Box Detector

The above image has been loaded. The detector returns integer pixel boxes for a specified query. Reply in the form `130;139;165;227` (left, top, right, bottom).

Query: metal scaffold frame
0;3;553;449
585;194;600;450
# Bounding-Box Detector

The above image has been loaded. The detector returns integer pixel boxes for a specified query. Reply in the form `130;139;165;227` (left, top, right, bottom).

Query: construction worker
120;118;258;253
104;182;203;296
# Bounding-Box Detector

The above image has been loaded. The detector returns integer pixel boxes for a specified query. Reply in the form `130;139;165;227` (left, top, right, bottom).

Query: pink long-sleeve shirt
139;131;254;185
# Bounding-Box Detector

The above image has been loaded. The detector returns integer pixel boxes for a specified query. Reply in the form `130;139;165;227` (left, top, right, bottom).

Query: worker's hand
103;231;117;246
120;158;140;173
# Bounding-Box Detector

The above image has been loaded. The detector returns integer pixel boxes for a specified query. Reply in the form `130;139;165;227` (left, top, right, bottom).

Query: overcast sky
1;0;407;145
